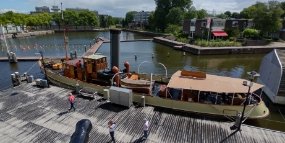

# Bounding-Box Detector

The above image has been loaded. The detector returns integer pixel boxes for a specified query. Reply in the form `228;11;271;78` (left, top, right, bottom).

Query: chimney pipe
110;29;121;69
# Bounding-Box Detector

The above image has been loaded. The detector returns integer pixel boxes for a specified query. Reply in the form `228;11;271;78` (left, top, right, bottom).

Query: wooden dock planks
0;83;284;143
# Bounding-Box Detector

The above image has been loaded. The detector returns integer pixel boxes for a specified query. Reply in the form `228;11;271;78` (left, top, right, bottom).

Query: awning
212;31;228;37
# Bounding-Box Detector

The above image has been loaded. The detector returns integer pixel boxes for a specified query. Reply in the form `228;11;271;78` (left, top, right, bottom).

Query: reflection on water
9;63;19;71
0;32;285;132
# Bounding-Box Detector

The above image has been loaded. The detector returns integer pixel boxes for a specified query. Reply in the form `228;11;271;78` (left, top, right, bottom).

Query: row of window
190;21;254;28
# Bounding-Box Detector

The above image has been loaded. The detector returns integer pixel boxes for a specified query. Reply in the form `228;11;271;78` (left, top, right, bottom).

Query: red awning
212;31;228;37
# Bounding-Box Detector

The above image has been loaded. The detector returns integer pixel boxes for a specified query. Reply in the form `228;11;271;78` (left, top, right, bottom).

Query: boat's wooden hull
40;61;269;119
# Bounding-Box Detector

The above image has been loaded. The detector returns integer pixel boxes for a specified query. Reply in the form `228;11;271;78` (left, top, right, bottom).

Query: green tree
253;1;283;36
281;2;285;18
125;11;137;24
165;24;181;37
216;13;228;19
184;6;197;19
231;12;240;19
196;9;207;19
166;7;184;25
153;0;192;31
147;12;155;30
240;1;283;37
224;11;231;18
243;28;260;39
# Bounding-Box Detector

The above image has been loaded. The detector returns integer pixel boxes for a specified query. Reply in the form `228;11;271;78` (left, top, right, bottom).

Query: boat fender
70;119;92;143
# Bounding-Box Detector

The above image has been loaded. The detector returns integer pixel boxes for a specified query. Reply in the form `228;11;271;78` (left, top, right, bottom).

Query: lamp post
35;51;50;88
221;71;260;142
238;71;260;130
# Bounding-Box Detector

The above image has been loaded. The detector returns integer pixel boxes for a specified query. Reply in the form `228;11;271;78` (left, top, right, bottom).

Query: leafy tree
184;6;197;19
196;9;207;19
125;11;137;24
243;28;260;39
216;13;228;19
165;24;181;37
224;11;231;18
166;7;184;25
147;12;155;30
240;2;265;19
281;2;285;18
99;15;108;28
253;1;283;36
107;16;114;27
153;0;192;31
231;12;240;19
240;1;283;37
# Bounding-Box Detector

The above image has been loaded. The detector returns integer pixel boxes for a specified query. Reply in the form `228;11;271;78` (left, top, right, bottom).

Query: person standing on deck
68;93;76;112
108;120;116;143
143;118;149;139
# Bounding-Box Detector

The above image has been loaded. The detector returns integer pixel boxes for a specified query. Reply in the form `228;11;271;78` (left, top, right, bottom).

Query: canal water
0;31;284;131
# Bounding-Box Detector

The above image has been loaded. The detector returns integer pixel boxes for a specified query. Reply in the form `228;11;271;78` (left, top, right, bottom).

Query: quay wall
54;28;109;33
4;30;54;39
153;37;285;55
123;29;169;37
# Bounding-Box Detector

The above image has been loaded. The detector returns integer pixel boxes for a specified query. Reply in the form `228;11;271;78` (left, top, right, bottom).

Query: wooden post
181;89;183;101
197;90;200;103
231;94;235;105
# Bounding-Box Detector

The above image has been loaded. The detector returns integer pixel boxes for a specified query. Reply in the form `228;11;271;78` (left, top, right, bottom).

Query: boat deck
0;83;284;143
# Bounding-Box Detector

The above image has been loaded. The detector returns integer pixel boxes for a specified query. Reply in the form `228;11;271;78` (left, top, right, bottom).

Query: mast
61;2;68;61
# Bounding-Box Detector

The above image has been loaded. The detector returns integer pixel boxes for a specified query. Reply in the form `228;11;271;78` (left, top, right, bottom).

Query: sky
0;0;283;17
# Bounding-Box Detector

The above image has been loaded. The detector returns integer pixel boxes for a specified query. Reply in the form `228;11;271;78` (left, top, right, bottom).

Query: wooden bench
79;87;97;98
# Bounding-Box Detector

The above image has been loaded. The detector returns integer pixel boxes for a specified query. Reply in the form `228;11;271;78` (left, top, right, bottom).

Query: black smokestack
110;29;121;69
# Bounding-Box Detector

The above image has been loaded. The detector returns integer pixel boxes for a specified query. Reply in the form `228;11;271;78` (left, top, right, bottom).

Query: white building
258;49;285;105
133;11;151;24
35;6;50;13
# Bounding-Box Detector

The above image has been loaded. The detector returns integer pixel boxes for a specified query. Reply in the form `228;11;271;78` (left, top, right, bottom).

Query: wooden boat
120;78;154;94
40;57;269;119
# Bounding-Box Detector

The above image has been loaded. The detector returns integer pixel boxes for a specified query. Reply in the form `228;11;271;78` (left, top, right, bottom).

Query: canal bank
153;37;285;55
4;30;55;39
123;29;169;37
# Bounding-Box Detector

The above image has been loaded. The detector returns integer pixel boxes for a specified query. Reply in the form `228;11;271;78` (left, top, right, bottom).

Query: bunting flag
206;18;211;29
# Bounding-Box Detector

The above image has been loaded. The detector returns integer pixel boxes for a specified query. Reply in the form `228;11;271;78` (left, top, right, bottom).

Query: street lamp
35;51;50;88
221;71;260;142
238;71;260;130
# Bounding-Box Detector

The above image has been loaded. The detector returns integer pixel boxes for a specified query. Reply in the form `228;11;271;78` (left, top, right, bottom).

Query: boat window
182;89;198;102
168;88;182;100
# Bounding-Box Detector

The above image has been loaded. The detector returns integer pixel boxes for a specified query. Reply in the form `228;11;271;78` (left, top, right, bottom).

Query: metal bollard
141;96;145;107
75;82;80;94
103;89;110;102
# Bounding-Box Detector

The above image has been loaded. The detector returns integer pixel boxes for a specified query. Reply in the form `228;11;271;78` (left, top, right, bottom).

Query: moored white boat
40;59;269;119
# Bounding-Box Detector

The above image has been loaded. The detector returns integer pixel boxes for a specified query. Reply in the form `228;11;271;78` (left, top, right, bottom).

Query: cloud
28;0;155;17
193;0;285;14
3;0;285;17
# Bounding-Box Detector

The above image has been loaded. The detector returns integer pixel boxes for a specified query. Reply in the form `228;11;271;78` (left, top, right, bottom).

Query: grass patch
194;39;242;47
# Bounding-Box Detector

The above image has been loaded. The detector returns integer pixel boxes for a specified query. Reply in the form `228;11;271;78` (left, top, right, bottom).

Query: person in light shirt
143;118;149;139
68;93;75;112
108;120;116;142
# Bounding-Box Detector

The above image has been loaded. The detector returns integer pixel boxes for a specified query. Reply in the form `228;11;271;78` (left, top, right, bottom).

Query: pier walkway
0;83;284;142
